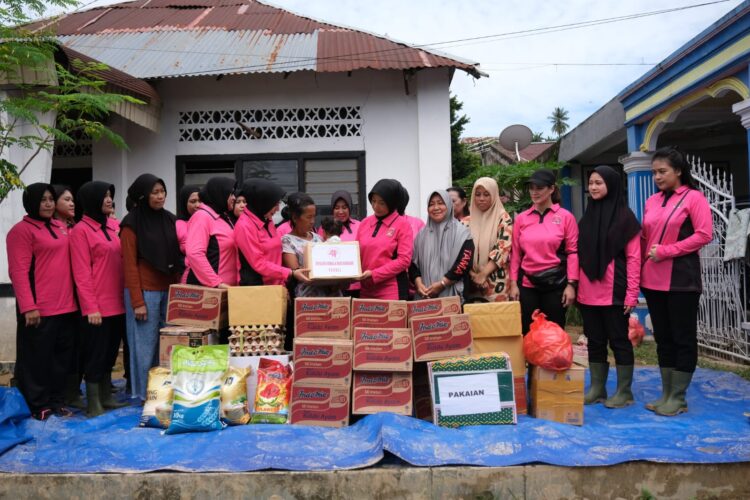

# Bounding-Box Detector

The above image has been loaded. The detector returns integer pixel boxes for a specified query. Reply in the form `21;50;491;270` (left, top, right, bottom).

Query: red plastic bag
523;310;573;370
628;315;645;347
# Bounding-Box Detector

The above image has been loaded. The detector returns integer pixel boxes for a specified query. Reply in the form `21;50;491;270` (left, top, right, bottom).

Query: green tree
531;131;545;142
548;106;570;138
455;160;574;216
0;0;141;203
450;94;482;181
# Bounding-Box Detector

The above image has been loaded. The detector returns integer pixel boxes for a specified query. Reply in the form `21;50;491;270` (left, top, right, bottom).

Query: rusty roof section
28;0;482;79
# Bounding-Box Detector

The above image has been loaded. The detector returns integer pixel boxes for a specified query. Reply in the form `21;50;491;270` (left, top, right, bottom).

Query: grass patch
633;340;750;381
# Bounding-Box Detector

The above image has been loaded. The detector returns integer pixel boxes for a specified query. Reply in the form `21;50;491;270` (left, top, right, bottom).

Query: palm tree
531;131;545;142
548;107;570;138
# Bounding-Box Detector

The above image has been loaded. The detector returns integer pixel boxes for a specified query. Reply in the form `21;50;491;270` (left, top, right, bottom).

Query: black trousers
82;314;125;383
520;285;567;335
579;304;634;365
16;312;76;412
642;288;700;373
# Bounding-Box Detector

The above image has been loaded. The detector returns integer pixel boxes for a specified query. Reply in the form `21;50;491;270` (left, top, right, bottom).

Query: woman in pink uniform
176;184;200;256
577;166;641;409
508;169;579;334
357;179;413;300
641;147;712;416
70;181;128;416
184;177;238;288
235;179;310;287
7;183;78;420
52;184;76;228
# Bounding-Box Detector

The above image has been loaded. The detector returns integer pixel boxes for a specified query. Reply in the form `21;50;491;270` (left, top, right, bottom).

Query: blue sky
55;0;746;138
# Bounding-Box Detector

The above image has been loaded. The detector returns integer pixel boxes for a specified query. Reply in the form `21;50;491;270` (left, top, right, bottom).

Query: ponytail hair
652;146;698;189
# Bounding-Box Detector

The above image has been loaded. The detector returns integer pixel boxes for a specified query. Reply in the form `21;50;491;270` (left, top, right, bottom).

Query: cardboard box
463;302;527;414
353;327;412;372
352;299;408;329
290;384;350;427
304;241;362;280
292;338;353;387
407;296;462;324
352;372;412;415
166;284;227;330
159;326;217;368
294;297;352;339
529;365;585;426
228;354;291;411
411;314;473;362
227;286;288;326
428;352;517;427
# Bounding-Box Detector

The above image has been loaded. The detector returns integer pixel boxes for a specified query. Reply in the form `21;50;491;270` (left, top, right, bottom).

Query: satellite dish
499;124;533;162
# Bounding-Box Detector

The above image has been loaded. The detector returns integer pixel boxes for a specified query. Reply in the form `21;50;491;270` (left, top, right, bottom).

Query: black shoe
32;408;52;421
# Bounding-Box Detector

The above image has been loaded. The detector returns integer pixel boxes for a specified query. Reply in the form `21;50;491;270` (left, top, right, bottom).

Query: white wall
93;68;453;220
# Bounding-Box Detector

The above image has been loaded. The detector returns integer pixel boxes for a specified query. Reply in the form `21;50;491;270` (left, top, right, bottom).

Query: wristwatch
567;280;578;289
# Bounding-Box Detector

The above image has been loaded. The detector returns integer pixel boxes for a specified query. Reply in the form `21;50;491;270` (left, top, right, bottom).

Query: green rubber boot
655;370;692;416
86;382;104;418
99;373;128;410
64;375;86;410
645;367;673;412
604;365;635;408
584;362;609;405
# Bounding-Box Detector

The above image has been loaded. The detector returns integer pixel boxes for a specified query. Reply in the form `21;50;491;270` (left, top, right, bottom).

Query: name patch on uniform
386;228;396;238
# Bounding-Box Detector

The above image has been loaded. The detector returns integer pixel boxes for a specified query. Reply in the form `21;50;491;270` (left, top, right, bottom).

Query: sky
47;0;746;138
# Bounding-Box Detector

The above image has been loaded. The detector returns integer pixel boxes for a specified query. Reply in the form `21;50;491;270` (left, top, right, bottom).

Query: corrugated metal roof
59;30;317;78
29;0;481;79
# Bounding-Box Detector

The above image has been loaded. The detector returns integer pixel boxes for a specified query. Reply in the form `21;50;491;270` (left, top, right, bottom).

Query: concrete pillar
732;98;750;200
622;151;654;222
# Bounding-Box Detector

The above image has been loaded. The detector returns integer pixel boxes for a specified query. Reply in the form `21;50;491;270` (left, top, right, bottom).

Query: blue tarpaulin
0;366;748;473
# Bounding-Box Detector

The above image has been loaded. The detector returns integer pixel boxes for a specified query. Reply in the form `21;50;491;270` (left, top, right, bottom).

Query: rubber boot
604;365;635;408
64;375;86;410
645;367;673;412
655;370;692;416
100;373;128;410
86;382;104;418
584;362;609;405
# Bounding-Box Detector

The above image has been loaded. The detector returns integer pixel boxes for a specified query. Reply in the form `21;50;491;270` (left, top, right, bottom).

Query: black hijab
199;177;236;218
368;179;403;216
23;183;58;239
120;174;182;275
578;165;641;281
77;181;115;240
177;184;200;221
239;179;286;221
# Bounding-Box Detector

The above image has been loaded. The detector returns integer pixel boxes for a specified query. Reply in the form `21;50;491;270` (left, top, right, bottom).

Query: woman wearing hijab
357;179;414;300
235;178;311;287
577;166;641;409
508;169;579;334
176;184;200;256
7;184;78;420
120;174;182;401
52;184;76;228
410;190;474;300
317;190;362;296
70;181;128;416
184;177;238;288
463;177;513;303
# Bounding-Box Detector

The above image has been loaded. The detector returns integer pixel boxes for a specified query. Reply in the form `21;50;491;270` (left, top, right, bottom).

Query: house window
176;152;365;220
178;106;362;142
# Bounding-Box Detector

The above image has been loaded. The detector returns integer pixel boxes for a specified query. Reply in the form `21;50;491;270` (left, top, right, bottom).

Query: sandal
54;407;74;417
32;408;52;421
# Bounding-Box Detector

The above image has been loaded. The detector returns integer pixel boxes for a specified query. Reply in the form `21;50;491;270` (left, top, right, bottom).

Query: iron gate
689;155;750;363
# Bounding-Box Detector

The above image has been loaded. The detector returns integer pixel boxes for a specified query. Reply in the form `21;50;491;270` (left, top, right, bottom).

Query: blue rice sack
165;344;229;435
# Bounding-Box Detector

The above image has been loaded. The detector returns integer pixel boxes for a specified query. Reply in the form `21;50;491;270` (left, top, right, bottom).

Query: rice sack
251;358;292;424
165;344;229;434
139;367;173;429
221;366;251;425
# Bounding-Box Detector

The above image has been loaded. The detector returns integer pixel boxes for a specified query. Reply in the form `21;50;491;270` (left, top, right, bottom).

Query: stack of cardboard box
351;299;413;416
290;297;353;427
159;284;224;367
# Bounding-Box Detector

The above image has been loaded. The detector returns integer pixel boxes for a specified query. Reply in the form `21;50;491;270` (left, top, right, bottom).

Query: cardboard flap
463;302;522;338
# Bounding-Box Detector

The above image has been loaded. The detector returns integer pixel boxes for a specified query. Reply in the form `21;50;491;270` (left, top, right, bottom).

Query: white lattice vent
178;106;362;142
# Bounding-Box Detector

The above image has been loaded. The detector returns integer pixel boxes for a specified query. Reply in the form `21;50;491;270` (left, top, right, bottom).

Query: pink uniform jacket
235;208;291;286
276;221;292;239
70;216;125;317
641;185;712;292
176;219;188;255
357;211;413;300
184;204;239;287
7;216;77;316
577;234;641;307
509;204;579;288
